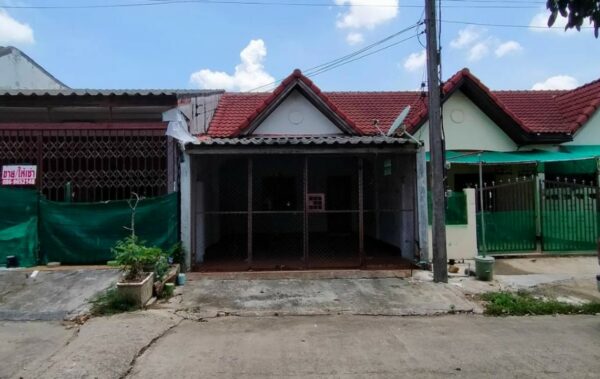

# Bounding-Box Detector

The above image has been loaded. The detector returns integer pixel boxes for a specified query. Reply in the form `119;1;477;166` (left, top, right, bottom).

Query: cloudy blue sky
1;0;598;92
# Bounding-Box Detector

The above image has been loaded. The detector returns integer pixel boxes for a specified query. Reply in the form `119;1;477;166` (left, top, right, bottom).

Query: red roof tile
494;90;567;133
555;78;600;133
205;69;600;140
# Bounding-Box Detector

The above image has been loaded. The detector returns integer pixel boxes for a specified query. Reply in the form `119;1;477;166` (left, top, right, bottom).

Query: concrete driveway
178;272;480;317
0;268;120;321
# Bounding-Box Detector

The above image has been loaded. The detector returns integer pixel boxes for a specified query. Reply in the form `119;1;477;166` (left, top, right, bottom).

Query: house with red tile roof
177;69;428;271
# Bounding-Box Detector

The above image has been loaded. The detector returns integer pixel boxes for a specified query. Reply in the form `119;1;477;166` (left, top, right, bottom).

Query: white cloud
529;11;574;35
334;0;398;44
495;41;522;57
532;75;579;90
334;0;398;30
450;26;523;61
450;26;482;49
468;41;490;61
0;9;34;45
190;39;275;92
403;49;426;72
346;32;364;45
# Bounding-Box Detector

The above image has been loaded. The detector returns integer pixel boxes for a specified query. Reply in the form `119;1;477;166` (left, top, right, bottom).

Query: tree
546;1;600;37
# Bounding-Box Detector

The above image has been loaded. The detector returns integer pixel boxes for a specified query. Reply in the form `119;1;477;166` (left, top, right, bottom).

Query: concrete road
2;312;600;378
129;314;600;379
0;321;76;379
0;269;120;321
6;310;180;379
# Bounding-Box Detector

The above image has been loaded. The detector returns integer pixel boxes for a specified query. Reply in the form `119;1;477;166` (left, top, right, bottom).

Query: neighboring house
177;70;427;271
405;69;600;188
0;88;221;202
0;46;68;90
405;69;600;255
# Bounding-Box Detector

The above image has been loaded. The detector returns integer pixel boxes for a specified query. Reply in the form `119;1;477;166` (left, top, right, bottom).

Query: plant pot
117;272;154;307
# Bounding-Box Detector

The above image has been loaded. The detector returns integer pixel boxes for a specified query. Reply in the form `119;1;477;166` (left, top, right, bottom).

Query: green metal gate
541;179;599;252
476;177;537;253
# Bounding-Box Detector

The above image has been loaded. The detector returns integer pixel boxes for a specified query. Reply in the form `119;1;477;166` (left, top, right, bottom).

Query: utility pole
425;0;448;283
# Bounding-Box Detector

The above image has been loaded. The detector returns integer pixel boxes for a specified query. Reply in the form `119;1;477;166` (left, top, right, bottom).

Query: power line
248;22;422;92
304;22;423;75
0;0;542;10
441;19;595;29
307;33;422;78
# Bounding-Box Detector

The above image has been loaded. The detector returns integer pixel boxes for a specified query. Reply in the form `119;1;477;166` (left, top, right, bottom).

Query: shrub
90;287;139;316
112;236;165;281
481;291;600;316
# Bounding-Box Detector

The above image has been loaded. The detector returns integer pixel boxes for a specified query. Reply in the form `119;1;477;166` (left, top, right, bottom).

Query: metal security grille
541;178;599;251
0;128;174;202
195;154;418;271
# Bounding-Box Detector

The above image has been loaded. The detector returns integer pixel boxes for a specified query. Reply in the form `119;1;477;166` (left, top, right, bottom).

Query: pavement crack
119;317;184;379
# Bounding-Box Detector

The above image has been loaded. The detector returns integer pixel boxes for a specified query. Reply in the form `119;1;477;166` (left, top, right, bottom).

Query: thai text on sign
1;165;37;185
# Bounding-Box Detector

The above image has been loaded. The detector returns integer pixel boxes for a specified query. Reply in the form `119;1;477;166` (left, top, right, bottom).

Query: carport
178;70;428;271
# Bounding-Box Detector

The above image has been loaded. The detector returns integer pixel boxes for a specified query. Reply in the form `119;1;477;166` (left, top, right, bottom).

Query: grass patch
90;287;139;316
481;291;600;316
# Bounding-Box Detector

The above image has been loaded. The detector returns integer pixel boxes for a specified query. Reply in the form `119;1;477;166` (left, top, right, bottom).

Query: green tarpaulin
425;146;600;166
39;193;179;264
0;187;38;267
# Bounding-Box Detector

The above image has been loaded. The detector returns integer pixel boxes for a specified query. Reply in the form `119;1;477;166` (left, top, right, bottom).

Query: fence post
535;169;544;252
478;155;487;256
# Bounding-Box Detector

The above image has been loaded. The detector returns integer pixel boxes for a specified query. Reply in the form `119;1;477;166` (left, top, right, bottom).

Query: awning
426;147;600;165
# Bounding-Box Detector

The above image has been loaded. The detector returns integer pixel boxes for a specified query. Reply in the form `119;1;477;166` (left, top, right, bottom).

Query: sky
0;0;599;92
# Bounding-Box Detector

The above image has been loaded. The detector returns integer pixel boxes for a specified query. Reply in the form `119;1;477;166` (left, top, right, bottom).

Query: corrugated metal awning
189;135;416;146
0;89;223;97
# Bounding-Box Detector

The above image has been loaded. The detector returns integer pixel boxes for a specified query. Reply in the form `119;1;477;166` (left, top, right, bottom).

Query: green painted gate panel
477;211;537;253
541;181;599;252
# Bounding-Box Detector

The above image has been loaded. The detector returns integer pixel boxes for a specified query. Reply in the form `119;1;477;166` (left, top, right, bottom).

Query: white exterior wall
253;90;343;135
564;111;600;145
415;91;517;152
179;153;193;271
427;188;478;260
0;49;66;89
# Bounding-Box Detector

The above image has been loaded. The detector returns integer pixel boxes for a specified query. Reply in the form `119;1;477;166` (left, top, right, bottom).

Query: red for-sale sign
1;165;37;185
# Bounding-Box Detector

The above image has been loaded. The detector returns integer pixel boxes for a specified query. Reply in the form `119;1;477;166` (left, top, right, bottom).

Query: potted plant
114;236;160;307
113;192;163;307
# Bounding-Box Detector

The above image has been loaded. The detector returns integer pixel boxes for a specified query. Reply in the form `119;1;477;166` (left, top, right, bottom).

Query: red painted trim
0;122;167;130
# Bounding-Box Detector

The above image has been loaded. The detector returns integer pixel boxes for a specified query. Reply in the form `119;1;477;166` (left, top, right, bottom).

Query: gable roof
210;69;360;137
0;46;69;89
206;68;600;144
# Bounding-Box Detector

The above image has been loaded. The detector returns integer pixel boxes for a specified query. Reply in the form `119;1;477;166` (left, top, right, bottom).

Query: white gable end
414;90;517;152
564;110;600;146
252;89;343;135
0;48;67;90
